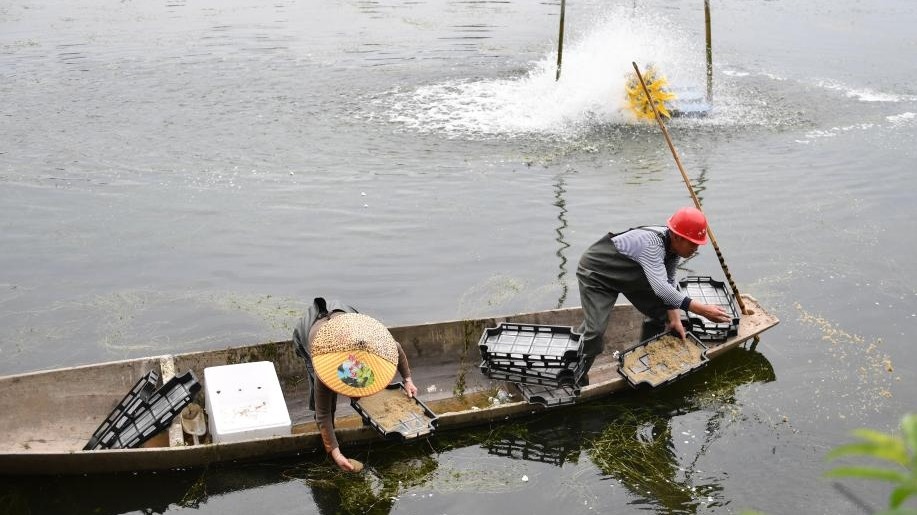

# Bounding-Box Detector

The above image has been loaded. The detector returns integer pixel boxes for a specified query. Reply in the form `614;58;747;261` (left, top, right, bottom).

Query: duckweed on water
284;451;439;515
584;348;778;511
177;472;208;508
0;491;28;515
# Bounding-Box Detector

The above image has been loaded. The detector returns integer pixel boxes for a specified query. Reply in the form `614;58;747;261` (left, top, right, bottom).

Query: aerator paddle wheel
625;65;676;120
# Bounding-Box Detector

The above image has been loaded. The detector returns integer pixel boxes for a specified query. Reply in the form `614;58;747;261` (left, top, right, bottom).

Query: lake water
2;0;916;513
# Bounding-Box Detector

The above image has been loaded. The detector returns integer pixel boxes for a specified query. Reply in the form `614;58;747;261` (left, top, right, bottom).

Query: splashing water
382;8;709;138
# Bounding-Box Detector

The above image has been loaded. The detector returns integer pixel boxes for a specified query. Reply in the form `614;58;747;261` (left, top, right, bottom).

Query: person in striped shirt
576;207;731;374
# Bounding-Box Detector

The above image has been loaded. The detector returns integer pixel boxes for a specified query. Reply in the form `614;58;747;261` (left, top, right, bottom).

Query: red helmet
667;207;708;245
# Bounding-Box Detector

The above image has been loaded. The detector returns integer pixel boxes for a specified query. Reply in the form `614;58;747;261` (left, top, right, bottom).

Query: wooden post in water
704;0;713;104
556;0;566;81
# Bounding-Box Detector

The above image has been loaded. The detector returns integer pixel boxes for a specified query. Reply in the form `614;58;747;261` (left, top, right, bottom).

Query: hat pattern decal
338;353;375;388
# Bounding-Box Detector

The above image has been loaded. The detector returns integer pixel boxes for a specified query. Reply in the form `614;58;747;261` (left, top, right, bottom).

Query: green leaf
826;441;909;466
824;466;908;483
875;509;917;515
902;414;917;463
853;428;905;447
890;479;917;508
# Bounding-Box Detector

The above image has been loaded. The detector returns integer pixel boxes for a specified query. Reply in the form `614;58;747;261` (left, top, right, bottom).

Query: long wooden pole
631;61;747;314
704;0;713;104
555;0;566;81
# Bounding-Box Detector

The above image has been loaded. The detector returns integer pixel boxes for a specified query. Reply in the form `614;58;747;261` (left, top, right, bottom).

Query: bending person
293;297;417;472
576;207;731;374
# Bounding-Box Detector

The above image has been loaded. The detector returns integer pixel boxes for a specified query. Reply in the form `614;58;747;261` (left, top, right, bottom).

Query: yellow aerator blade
625;66;677;121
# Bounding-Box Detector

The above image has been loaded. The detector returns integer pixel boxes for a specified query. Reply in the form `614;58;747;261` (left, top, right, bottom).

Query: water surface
2;0;916;513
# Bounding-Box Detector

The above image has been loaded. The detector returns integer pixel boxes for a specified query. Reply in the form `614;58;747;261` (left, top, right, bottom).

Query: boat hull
0;296;778;475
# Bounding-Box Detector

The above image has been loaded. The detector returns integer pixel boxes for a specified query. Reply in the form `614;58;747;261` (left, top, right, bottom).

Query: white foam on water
886;111;916;126
815;79;917;103
798;123;877;143
381;7;708;138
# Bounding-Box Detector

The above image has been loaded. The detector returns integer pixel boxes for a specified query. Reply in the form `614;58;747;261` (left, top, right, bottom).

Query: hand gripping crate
679;276;741;342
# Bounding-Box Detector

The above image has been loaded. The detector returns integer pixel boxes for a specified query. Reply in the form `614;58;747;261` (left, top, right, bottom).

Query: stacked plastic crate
478;323;586;406
84;370;201;450
679;276;741;342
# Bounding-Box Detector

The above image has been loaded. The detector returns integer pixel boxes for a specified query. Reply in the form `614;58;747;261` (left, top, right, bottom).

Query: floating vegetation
589;410;706;510
5;289;310;362
177;471;208;508
211;292;307;334
457;275;525;318
283;446;439;515
0;490;29;515
582;347;777;511
796;303;897;419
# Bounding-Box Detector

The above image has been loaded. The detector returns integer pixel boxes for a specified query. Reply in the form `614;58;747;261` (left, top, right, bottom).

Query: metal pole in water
631;61;748;315
704;0;713;104
556;0;566;81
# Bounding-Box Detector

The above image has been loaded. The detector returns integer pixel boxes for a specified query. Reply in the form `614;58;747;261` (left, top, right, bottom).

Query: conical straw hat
311;313;398;397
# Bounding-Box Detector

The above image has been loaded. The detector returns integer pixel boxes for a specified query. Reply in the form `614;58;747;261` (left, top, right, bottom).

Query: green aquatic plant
589;409;703;510
0;491;29;515
177;471;208;508
285;446;440;515
825;413;917;514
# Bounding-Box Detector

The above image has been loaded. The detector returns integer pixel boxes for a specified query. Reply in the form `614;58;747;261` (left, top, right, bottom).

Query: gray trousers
576;234;669;357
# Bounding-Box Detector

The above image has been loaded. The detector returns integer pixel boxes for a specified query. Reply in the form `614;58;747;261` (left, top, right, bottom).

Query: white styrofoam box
203;361;292;444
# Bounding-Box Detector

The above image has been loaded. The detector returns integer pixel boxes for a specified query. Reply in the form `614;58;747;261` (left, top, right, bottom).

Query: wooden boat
0;295;777;475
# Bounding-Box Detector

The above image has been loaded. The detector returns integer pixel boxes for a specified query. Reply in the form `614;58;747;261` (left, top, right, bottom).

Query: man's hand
403;377;418;398
665;309;687;341
330;447;355;472
697;303;731;323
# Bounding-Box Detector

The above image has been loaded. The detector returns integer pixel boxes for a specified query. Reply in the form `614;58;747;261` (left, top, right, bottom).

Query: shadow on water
0;347;774;515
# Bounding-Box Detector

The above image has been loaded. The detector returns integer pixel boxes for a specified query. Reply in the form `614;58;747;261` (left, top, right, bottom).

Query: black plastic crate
618;332;709;388
480;360;581;384
84;370;160;451
102;371;201;449
485;356;577;369
679;276;741;341
516;383;580;407
478;323;583;364
351;383;438;441
481;367;572;389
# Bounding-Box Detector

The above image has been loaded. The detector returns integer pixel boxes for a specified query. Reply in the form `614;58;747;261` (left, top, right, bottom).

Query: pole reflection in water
676;163;708;272
553;172;572;309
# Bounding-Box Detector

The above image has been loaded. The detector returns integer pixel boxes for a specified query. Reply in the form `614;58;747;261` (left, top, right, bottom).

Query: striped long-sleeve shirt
611;226;691;310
